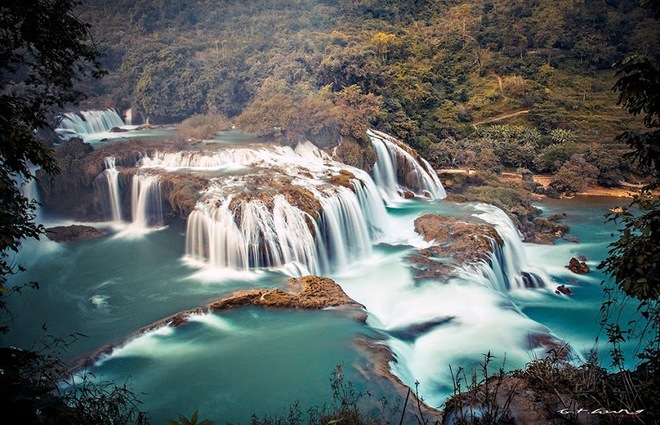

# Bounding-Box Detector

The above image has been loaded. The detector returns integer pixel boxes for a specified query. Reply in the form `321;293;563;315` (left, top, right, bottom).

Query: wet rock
567;257;589;274
45;225;106;243
555;284;573;296
388;317;455;342
109;127;128;133
329;169;357;190
209;275;363;311
526;214;570;244
402;190;415;199
71;276;363;372
409;214;502;280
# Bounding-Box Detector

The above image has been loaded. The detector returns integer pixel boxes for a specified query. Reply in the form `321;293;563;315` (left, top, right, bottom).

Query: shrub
178;114;231;140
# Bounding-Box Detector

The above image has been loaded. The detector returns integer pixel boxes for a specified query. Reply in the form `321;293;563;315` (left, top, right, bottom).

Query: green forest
78;0;659;192
1;0;659;423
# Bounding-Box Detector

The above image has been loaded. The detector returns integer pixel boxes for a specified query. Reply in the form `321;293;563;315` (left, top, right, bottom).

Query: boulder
409;214;503;280
209;275;363;311
567;257;589;274
555;284;574;296
45;225;106;243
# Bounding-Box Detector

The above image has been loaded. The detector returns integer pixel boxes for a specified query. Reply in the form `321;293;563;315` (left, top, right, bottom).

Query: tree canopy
0;0;103;325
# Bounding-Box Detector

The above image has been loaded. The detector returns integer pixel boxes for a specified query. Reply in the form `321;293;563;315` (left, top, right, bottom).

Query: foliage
0;0;102;325
178;114;232;140
549;154;600;195
0;338;149;424
0;2;151;424
168;409;215;425
597;4;660;421
444;352;514;425
71;0;657;182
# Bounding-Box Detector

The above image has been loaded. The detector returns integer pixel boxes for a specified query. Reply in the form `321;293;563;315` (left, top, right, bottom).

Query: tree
0;0;104;324
597;27;660;422
0;2;150;423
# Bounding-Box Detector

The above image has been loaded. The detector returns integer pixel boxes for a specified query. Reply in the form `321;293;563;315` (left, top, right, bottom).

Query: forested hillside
77;0;658;187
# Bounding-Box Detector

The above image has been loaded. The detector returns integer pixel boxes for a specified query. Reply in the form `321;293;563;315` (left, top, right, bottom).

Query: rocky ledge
45;225;107;243
71;275;364;371
209;275;365;311
408;214;503;280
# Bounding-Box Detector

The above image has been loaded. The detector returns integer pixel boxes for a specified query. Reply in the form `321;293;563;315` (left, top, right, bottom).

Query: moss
335;138;376;173
329;169;357;191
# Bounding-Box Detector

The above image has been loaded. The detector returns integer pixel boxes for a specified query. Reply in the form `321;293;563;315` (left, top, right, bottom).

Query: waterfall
56;109;125;139
316;186;373;271
20;165;43;224
368;129;446;201
130;175;163;229
350;171;388;239
468;204;551;292
102;157;123;223
186;194;323;275
184;182;381;276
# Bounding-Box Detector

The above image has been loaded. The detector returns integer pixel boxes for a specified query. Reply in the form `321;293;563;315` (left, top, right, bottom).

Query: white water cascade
368;129;446;201
56;109;125;140
467;204;552;292
186;194;324;275
315;186;373;271
102;157;123;223
130;174;164;229
135;140;392;276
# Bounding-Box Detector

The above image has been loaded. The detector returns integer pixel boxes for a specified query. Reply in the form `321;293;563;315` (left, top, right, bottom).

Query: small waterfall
316;186;373;271
130;175;163;229
368;129;446;201
470;204;551;291
22;165;43;224
56;109;125;139
183;172;384;275
186;195;322;275
350;171;388;239
102;157;122;223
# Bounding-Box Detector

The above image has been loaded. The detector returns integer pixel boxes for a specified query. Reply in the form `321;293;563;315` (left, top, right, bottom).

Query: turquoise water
2;195;635;422
517;196;642;366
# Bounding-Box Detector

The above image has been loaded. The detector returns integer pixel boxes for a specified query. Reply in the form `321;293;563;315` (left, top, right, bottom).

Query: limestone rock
409;214;503;280
567;257;589;274
45;225;106;243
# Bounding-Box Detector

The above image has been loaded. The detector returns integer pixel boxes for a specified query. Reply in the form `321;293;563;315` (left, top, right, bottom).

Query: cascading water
130;174;164;229
56;109;125;140
102;157;123;223
137;140;392;276
368;129;446;201
185;193;323;275
315;186;373;271
468;203;552;292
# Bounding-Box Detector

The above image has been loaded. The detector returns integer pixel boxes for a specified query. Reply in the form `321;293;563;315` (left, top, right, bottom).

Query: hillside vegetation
76;0;658;187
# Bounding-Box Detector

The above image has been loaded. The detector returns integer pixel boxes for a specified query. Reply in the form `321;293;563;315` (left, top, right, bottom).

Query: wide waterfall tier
56;109;125;140
468;203;552;292
137;141;389;275
368;129;446;201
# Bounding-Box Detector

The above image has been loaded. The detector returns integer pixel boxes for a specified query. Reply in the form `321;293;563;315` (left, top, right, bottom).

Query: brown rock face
71;275;364;372
408;214;503;280
567;257;589;274
209;275;363;311
45;225;107;242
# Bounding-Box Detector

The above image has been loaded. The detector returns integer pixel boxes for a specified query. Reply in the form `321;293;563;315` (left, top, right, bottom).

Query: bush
549;154;599;194
178;114;231;140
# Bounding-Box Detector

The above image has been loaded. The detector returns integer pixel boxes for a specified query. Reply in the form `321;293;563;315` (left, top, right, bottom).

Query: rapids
5;128;631;422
